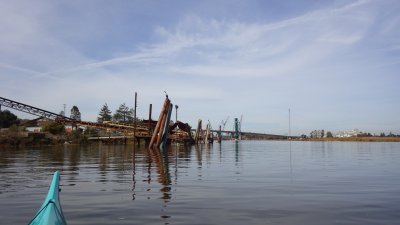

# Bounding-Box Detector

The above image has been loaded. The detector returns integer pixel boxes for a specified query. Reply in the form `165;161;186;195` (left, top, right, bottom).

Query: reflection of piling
149;97;170;149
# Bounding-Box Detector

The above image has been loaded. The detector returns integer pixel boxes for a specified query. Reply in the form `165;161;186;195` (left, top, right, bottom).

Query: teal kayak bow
28;171;67;225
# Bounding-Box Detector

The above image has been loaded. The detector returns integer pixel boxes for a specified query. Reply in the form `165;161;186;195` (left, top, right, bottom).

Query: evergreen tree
113;103;133;123
326;131;333;138
97;103;112;123
70;106;81;121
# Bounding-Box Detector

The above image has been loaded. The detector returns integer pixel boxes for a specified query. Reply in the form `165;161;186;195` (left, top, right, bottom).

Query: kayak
28;171;67;225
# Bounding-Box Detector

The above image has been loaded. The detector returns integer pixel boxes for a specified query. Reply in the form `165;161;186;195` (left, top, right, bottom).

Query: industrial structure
0;96;288;146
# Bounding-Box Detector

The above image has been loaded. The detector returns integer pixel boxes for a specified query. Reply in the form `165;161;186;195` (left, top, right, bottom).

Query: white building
335;129;362;138
25;127;42;132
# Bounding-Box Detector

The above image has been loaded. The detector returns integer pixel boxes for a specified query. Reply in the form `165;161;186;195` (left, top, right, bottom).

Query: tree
97;103;112;123
321;129;325;138
326;131;333;138
42;121;65;135
70;106;81;121
113;103;133;123
0;110;19;128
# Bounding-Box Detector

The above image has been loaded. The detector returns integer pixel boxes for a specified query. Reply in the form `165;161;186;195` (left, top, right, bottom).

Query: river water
0;141;399;225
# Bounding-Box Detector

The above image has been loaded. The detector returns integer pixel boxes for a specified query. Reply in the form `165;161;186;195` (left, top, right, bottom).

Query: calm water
0;141;400;225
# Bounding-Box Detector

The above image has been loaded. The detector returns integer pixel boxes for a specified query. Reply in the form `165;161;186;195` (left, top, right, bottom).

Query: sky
0;0;399;135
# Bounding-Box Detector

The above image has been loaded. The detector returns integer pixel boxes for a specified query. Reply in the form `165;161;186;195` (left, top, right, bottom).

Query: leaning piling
149;97;170;149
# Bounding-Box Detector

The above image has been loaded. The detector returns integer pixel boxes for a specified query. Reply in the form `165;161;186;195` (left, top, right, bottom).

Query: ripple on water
1;142;400;224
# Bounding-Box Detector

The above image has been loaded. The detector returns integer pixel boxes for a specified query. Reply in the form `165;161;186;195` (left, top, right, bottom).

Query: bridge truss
0;96;147;134
0;96;70;121
0;96;179;138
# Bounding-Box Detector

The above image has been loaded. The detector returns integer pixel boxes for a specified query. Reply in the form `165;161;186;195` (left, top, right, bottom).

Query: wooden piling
218;125;222;143
160;103;173;149
149;98;170;148
148;104;152;136
205;123;209;143
195;119;202;144
133;92;137;149
156;109;168;147
149;104;152;121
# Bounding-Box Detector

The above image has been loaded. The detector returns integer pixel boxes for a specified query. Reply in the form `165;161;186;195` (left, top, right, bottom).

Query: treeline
59;103;135;124
97;103;134;123
0;109;95;146
0;101;135;129
304;130;400;139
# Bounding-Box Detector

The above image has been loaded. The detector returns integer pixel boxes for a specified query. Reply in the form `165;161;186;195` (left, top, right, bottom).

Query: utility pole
134;92;137;147
288;108;291;140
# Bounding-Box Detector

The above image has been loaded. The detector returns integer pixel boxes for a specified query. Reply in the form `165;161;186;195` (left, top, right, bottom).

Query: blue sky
1;0;399;135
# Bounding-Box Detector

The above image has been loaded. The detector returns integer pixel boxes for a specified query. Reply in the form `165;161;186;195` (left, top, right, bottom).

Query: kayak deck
28;171;67;225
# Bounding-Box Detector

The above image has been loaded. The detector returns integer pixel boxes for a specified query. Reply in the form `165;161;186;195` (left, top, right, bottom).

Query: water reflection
149;148;171;201
235;141;239;164
289;141;293;183
132;146;136;201
2;142;400;225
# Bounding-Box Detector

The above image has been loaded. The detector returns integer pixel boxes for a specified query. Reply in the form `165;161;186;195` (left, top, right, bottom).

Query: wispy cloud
42;0;373;79
1;0;399;134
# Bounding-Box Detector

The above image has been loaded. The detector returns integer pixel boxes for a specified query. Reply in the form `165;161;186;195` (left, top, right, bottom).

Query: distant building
64;124;86;133
25;127;42;132
335;129;362;138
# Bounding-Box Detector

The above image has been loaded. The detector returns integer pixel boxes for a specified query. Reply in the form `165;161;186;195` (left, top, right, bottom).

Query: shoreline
302;137;400;142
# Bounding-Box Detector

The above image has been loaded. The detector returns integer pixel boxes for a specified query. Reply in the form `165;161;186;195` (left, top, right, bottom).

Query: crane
221;116;229;131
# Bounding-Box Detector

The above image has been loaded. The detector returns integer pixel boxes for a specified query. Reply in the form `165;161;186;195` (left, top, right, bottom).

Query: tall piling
194;119;202;144
156;108;168;147
218;125;222;143
160;103;173;149
149;97;170;148
133;92;137;148
148;104;152;135
234;118;239;140
205;123;209;143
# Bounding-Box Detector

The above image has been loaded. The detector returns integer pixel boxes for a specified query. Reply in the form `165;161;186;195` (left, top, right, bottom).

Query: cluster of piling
88;95;241;146
194;119;215;144
148;97;173;149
